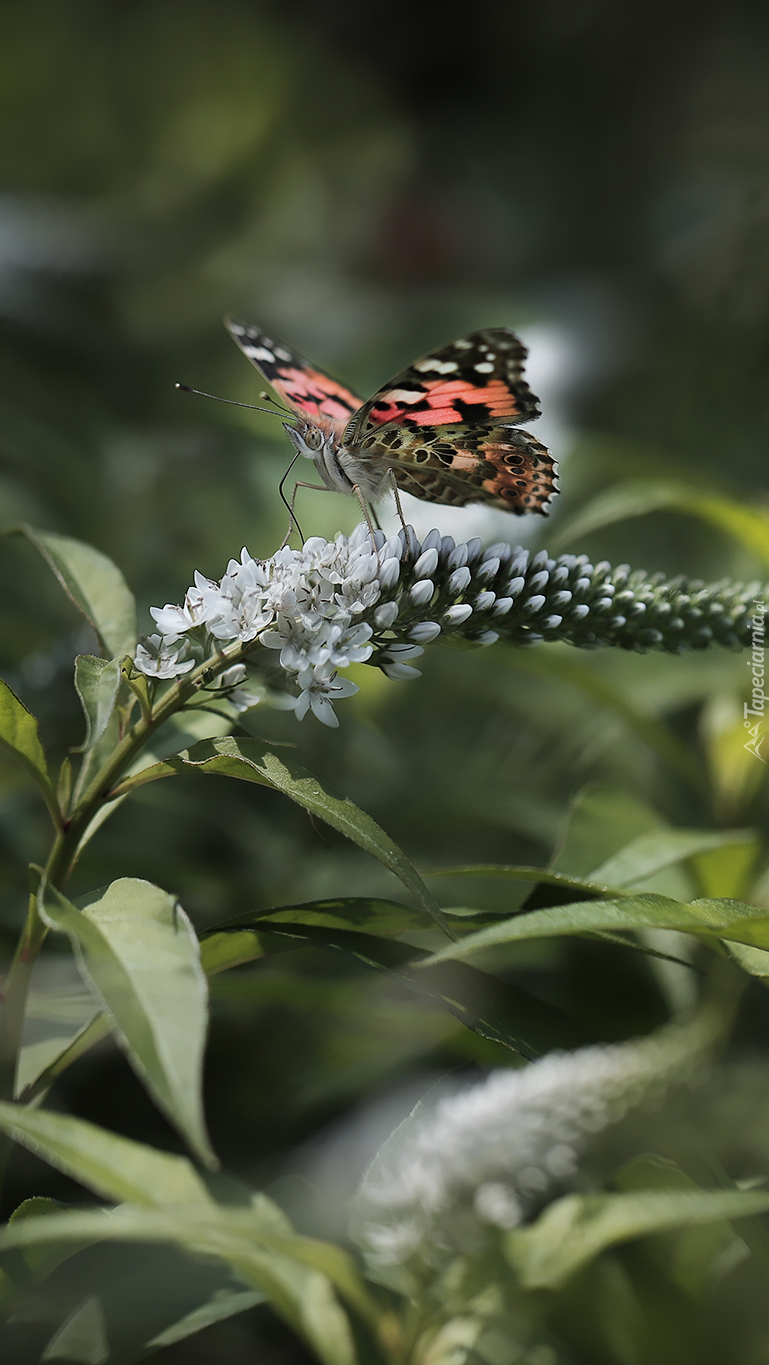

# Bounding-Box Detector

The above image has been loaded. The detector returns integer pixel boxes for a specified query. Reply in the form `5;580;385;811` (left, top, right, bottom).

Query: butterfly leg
278;478;331;549
388;468;409;537
351;484;380;550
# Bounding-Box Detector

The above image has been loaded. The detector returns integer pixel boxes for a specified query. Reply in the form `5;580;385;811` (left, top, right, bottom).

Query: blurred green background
3;1;769;1359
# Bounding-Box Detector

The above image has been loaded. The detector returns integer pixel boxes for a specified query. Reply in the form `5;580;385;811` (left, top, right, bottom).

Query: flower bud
378;557;401;590
410;579;435;607
374;601;399;629
410;621;442;643
448;566;472;594
414;547;439;579
444;603;473;625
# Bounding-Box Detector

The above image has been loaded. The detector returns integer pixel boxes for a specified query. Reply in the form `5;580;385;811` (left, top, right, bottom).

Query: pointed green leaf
16;1026;98;1100
428;864;618;891
0;676;59;823
12;524;137;658
0;1196;97;1312
423;894;769;966
549;477;769;569
587;828;754;889
0;1206;367;1365
27;906;422;1102
724;941;769;982
216;897;434;938
41;1295;109;1364
507;1187;769;1290
39;878;216;1169
17;1015;108;1104
552;785;665;878
123;736;451;935
146;1289;266;1348
73;656;122;751
204;918;586;1056
0;1102;210;1205
24;896;568;1101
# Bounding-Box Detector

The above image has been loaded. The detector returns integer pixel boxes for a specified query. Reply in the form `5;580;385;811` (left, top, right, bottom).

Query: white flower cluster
134;524;389;727
133;523;769;720
353;1010;717;1268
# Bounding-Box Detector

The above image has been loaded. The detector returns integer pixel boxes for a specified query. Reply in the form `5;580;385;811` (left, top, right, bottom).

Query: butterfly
226;320;558;517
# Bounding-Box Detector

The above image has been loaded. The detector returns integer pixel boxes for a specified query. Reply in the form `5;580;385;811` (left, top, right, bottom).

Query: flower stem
0;639;245;1193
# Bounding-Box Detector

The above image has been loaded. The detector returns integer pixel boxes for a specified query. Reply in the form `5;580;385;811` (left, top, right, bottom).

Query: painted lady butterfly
226;320;558;516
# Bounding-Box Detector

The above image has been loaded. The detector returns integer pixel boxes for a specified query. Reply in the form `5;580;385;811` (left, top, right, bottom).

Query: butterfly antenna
258;390;294;417
175;383;287;418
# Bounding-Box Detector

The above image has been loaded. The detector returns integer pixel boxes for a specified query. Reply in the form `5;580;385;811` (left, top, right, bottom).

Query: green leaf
16;1027;97;1099
200;930;272;977
12;523;137;658
549;478;769;569
427;830;752;899
145;1288;266;1348
0;1103;211;1205
552;785;665;878
73;656;122;751
724;941;769;982
422;893;769;966
613;1154;744;1298
506;1187;769;1290
587;828;754;889
215;897;435;938
70;707;236;860
0;1206;368;1365
25;894;573;1101
693;833;760;900
204;917;587;1057
0;1197;96;1315
0;676;59;824
17;1015;108;1105
24;901;429;1102
38;878;216;1169
122;736;451;935
41;1295;108;1364
21;898;581;1103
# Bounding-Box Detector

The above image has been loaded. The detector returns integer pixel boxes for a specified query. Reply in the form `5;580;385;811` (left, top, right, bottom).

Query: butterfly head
282;417;358;498
282;414;325;458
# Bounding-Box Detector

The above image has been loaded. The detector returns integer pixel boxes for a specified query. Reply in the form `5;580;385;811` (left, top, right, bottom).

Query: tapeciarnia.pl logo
744;601;767;762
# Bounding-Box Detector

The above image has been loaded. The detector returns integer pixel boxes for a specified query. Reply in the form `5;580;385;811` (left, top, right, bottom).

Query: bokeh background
3;1;769;1359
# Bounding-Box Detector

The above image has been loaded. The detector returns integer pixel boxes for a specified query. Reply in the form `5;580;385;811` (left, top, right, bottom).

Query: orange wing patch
345;327;541;444
226;320;363;431
267;365;363;428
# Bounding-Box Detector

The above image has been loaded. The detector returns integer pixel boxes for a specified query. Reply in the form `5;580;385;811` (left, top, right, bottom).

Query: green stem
0;640;245;1188
48;641;247;884
0;894;46;1104
0;892;48;1190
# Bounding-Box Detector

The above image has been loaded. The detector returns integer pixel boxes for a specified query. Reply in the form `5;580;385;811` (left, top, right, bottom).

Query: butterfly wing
344;327;541;443
226;319;364;428
351;419;557;514
343;327;556;514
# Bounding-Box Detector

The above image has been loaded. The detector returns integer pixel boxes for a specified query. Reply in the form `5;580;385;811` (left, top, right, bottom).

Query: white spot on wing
248;346;276;363
414;358;458;374
381;388;425;404
474;361;494;373
274;347;291;361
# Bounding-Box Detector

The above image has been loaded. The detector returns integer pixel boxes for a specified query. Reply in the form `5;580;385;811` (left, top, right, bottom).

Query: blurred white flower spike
351;1007;721;1271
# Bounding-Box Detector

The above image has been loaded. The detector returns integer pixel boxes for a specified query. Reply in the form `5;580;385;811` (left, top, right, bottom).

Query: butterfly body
227;320;558;515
